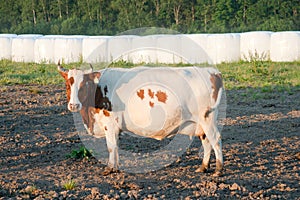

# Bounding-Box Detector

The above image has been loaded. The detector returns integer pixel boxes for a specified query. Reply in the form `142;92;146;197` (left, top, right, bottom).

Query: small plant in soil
67;146;93;160
62;179;76;190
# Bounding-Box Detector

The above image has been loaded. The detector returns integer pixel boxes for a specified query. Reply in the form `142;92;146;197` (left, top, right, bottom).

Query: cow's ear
57;61;69;80
92;72;101;84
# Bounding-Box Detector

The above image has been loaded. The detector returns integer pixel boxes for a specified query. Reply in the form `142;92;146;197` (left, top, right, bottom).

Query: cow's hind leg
195;126;212;173
198;119;223;176
196;134;212;173
211;132;223;176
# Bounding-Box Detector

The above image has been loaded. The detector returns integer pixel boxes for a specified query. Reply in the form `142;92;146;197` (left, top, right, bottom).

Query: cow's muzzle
68;103;82;112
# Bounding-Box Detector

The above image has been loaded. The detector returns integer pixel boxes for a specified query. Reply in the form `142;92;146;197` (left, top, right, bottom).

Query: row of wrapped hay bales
0;34;17;60
270;32;300;62
0;31;299;64
240;31;272;61
11;34;43;62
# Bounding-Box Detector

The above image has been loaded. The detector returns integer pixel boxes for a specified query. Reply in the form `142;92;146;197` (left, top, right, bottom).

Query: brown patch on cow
59;71;68;80
80;106;96;135
80;106;89;130
149;101;154;107
210;73;223;101
148;89;154;99
103;109;110;117
104;126;108;131
95;108;101;114
64;77;74;102
108;147;112;153
95;86;112;111
87;72;101;82
59;72;74;102
68;77;74;86
199;134;206;141
137;89;145;100
196;125;206;140
216;159;223;172
155;90;168;103
204;107;212;118
65;83;71;102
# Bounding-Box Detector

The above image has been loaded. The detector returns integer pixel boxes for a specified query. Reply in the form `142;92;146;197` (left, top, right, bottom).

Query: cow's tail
204;87;223;118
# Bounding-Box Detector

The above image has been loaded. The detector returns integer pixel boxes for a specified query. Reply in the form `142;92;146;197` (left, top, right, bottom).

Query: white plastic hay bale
0;34;17;60
82;36;111;63
180;34;209;64
270;31;300;62
207;33;240;64
240;31;272;61
130;35;157;64
106;35;138;62
12;34;42;62
34;36;58;63
54;35;84;63
34;35;65;64
155;34;183;64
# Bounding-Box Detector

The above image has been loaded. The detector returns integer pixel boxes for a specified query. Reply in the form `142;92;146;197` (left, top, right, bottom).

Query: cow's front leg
99;110;120;175
106;130;119;170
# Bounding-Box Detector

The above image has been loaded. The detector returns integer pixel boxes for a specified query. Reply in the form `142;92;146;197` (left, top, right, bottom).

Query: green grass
62;179;76;190
217;61;300;90
0;59;299;91
0;59;83;85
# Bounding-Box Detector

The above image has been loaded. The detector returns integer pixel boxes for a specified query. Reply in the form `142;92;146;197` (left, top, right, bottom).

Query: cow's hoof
212;171;222;177
102;167;118;176
195;165;209;173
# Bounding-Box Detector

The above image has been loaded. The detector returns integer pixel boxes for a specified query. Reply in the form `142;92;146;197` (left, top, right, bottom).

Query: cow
58;62;224;176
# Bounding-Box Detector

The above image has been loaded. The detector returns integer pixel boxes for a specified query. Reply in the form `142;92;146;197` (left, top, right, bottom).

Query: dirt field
0;84;299;199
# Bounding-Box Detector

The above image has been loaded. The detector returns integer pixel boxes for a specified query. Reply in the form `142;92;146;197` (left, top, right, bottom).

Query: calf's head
58;62;101;112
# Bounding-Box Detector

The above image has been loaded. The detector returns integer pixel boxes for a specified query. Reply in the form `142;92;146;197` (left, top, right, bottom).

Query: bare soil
0;84;299;199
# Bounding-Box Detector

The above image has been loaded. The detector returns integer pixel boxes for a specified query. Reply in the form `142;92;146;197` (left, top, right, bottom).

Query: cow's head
58;61;101;112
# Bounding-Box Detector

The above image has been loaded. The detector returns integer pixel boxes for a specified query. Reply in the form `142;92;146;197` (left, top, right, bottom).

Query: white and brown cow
58;62;224;176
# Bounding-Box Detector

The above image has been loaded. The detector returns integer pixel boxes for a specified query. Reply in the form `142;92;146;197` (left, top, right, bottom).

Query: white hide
98;67;221;141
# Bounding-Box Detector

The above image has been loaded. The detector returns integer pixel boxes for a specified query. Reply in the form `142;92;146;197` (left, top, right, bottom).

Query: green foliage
0;0;299;35
67;146;93;160
62;179;76;190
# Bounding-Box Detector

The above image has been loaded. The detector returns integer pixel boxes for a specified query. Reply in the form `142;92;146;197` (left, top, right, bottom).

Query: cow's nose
69;103;81;111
